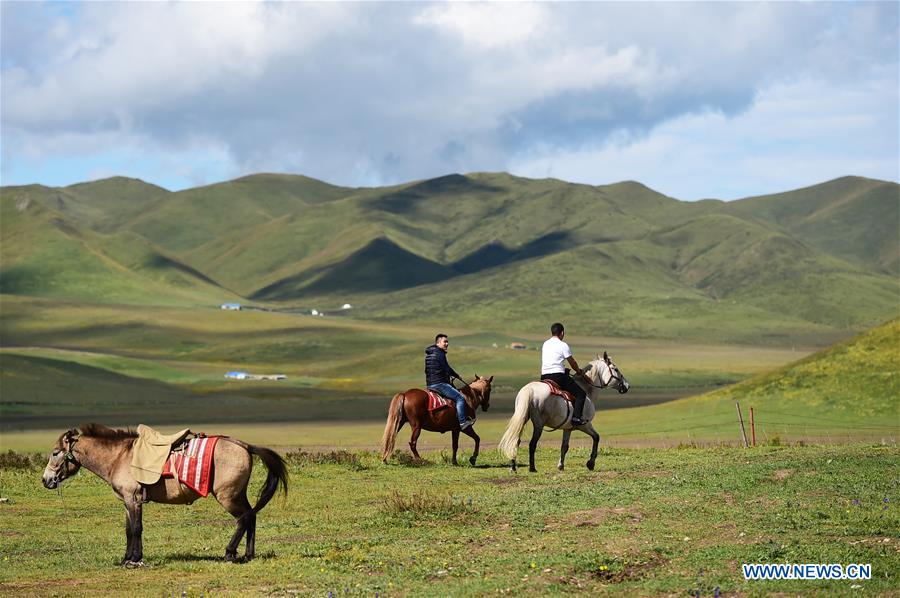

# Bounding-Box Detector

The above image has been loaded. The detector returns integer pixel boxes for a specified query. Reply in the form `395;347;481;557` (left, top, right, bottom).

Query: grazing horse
498;352;629;472
42;424;288;565
381;376;493;465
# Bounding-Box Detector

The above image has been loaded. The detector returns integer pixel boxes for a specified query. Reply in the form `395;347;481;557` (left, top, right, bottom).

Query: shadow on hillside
251;231;578;300
371;174;504;214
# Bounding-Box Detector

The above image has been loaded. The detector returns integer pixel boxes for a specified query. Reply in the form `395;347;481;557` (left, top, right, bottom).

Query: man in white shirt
541;322;589;426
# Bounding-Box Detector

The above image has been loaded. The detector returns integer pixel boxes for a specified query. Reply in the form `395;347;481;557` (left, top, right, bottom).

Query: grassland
0;294;824;434
1;444;897;596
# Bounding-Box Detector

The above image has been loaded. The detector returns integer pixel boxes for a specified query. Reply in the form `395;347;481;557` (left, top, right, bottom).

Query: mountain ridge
1;172;896;344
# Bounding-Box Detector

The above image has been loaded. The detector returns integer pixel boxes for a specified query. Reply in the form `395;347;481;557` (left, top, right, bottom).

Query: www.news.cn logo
742;563;871;580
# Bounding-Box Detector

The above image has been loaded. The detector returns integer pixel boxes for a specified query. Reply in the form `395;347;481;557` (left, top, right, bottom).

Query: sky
2;1;898;201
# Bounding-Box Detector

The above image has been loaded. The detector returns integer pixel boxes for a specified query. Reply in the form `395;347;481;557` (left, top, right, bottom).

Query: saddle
540;379;576;403
425;389;454;412
130;424;192;485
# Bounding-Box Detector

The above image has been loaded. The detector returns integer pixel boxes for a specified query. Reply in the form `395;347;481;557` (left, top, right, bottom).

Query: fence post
736;401;749;448
750;407;756;447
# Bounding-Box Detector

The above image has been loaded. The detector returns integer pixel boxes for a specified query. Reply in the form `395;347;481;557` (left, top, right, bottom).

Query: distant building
220;303;242;311
225;372;287;381
510;342;527;350
311;309;319;316
342;303;352;309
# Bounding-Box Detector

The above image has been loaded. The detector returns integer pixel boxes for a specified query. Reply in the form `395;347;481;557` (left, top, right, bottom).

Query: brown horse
380;376;493;465
41;424;288;565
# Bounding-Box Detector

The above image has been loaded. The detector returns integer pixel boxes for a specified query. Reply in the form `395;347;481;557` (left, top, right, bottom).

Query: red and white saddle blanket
161;435;220;497
426;389;453;412
540;379;576;403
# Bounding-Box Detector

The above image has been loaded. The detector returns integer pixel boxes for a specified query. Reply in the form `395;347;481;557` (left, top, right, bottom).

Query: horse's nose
42;477;58;489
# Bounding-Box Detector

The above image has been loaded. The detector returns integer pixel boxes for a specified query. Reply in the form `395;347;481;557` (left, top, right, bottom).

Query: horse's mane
78;423;138;442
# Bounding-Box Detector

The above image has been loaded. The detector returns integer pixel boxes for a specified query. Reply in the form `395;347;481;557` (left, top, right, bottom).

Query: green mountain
726;176;899;274
1;173;897;344
0;186;237;305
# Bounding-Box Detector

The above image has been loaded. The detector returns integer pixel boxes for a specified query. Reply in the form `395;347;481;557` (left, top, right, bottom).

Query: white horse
498;352;629;472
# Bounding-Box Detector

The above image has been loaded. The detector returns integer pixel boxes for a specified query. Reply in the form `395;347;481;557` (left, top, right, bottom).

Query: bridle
457;377;492;411
582;361;628;393
47;434;80;486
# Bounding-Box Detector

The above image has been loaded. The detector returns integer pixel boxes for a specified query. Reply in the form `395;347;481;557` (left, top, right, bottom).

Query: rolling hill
577;318;899;444
1;172;897;344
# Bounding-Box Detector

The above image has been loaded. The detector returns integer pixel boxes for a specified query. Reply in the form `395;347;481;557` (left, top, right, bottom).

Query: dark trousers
541;372;587;418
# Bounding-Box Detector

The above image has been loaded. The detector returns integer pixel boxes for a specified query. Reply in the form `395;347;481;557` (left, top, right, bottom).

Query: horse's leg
451;429;460;466
220;493;254;562
409;423;423;461
122;500;143;565
528;421;544;473
245;508;258;560
463;427;480;466
584;423;600;471
558;429;572;471
121;506;133;564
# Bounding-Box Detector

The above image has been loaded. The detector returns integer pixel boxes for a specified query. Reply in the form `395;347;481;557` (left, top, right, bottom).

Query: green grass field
1;444;896;596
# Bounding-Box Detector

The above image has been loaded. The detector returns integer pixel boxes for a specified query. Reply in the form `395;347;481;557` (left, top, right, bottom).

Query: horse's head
471;374;494;411
42;428;81;490
583;351;630;394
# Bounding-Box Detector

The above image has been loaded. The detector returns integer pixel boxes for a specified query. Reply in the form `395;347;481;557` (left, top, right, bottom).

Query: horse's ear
603;351;610;363
65;428;77;439
474;373;479;380
488;375;493;383
582;364;592;374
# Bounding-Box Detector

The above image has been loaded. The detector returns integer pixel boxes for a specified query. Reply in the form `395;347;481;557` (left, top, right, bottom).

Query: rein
582;364;624;391
52;437;92;568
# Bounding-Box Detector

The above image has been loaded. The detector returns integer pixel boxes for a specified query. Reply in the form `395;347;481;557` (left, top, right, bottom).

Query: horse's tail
380;392;405;463
498;385;532;460
246;444;289;513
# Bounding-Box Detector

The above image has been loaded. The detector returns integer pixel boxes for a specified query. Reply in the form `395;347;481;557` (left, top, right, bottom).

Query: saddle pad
426;389;453;412
161;436;220;497
541;379;576;403
131;424;192;485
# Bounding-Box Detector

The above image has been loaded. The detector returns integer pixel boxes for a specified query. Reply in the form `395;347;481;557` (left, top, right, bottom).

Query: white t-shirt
541;336;572;375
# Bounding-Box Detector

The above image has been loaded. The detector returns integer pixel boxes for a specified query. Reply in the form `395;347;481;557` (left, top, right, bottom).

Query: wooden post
736;401;748;448
750;407;756;447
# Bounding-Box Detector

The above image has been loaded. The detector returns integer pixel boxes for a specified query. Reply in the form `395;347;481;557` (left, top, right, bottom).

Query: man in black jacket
425;333;474;429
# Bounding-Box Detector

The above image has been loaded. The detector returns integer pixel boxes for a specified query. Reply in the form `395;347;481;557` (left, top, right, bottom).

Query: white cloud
1;2;897;195
414;3;545;49
510;73;900;200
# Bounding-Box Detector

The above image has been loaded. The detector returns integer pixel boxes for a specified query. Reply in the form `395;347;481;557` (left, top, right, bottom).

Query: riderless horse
498;352;629;472
381;376;493;465
42;424;288;565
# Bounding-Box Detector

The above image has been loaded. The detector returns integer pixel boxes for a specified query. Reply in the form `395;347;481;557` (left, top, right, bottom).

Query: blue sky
2;1;898;200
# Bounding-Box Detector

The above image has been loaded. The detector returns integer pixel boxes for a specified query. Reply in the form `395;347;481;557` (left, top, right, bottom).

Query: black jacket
424;344;460;386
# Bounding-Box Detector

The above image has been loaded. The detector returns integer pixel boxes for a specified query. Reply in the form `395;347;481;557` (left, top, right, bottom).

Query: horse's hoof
469;456;477;466
529;467;537;473
123;560;144;568
452;460;459;466
224;553;237;562
558;464;565;471
586;461;595;471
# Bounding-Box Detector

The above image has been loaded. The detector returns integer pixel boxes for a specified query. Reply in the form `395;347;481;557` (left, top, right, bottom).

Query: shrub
0;450;44;471
284;449;366;471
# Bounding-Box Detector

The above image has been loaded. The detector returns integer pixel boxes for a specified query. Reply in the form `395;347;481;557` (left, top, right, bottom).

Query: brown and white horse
380;376;493;465
42;424;288;565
